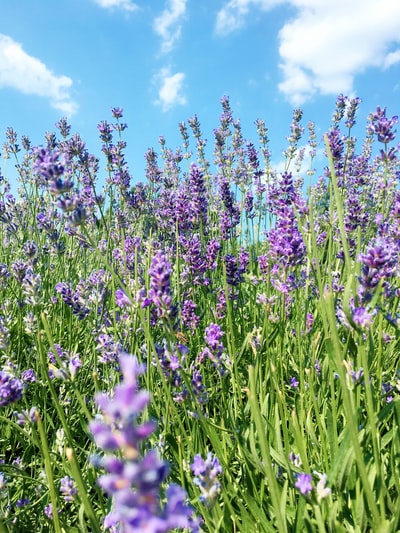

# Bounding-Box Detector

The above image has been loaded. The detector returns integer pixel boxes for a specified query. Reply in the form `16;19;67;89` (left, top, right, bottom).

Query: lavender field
0;95;399;532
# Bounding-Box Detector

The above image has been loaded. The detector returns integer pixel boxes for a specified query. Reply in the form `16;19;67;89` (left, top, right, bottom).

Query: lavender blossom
197;323;230;375
191;452;222;506
21;369;37;383
55;117;71;138
295;473;312;495
145;250;173;319
59;476;77;502
33;147;66;184
0;370;24;406
368;106;398;144
204;323;224;351
116;288;132;308
181;299;200;332
89;353;198;532
357;237;397;303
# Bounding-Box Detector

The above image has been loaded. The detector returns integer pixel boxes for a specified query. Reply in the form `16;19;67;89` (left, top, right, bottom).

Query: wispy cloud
215;0;283;36
93;0;138;12
216;0;400;105
154;67;186;111
383;49;400;70
153;0;187;53
0;34;78;116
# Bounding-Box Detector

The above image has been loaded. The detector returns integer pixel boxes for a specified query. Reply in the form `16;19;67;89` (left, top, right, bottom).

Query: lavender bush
0;96;399;532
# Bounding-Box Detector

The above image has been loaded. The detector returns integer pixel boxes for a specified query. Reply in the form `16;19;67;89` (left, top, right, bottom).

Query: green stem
34;411;62;533
323;292;380;527
248;365;287;533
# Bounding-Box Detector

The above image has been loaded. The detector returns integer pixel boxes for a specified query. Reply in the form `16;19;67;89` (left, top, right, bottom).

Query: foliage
0;97;399;532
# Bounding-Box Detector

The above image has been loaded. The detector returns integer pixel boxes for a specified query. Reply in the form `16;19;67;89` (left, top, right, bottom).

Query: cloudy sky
1;0;399;183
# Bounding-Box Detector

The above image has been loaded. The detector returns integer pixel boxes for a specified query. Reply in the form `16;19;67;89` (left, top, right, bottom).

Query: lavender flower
89;353;198;532
357;237;397;303
55;117;71;138
204;323;224;351
13;406;37;426
21;369;37;383
181;299;200;332
352;306;376;329
23;240;39;260
16;498;30;507
368;106;398;144
144;250;173;319
33;147;66;184
0;370;24;406
59;476;77;502
44;503;62;519
115;288;132;308
47;344;82;380
295;473;312;495
191;452;222;506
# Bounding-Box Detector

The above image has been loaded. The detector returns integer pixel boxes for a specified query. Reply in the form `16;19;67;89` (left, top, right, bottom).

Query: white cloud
216;0;400;105
153;0;187;53
277;0;400;104
383;49;400;70
0;34;77;116
154;67;186;111
93;0;138;12
215;0;284;35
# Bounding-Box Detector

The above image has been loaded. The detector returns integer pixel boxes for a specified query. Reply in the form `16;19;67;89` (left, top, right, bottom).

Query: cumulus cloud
216;0;400;105
277;0;400;104
154;67;186;111
0;34;77;116
153;0;187;53
215;0;283;35
93;0;138;12
383;49;400;70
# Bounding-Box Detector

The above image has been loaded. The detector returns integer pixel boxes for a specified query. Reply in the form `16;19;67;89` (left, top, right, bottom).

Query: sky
1;0;400;188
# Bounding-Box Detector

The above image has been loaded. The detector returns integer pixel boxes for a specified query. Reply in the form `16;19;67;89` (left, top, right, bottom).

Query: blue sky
1;0;400;186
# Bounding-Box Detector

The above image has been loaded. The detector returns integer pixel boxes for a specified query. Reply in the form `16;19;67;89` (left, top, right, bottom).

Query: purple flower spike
0;370;24;407
145;250;173;319
368;106;398;144
60;475;77;502
33;147;66;183
116;288;132;308
204;323;224;351
295;473;313;495
191;452;222;506
89;352;199;531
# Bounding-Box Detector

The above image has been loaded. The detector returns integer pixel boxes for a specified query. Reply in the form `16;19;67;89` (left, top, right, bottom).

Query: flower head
191;452;222;506
60;476;77;502
295;473;312;495
0;370;24;407
89;352;198;531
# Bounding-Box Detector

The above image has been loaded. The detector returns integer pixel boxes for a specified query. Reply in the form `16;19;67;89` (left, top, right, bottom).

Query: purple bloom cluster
55;281;90;319
0;370;24;407
33;147;66;184
59;476;77;502
191;452;222;506
153;340;207;406
295;473;312;495
48;343;82;380
357;237;398;304
89;353;199;532
144;250;173;320
368;106;398;144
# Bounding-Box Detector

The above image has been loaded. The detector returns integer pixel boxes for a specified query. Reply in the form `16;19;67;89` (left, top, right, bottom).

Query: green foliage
0;100;399;532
